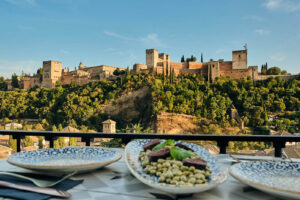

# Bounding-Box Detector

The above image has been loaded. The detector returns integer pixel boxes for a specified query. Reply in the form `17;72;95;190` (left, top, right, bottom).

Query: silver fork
0;171;77;187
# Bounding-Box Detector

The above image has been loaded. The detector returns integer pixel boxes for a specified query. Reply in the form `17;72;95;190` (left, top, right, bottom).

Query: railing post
121;138;131;145
12;135;25;152
45;136;58;148
217;140;228;154
273;141;285;157
82;137;94;146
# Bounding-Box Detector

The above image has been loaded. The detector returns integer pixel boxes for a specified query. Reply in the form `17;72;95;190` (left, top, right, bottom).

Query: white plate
229;161;300;199
125;139;227;194
7;146;122;173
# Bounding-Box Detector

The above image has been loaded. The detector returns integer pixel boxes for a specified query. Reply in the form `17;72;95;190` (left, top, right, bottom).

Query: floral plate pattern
125;139;227;194
229;161;300;199
8;146;122;173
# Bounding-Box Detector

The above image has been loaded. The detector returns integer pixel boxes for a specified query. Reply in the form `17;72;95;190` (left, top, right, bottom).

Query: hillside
0;72;299;134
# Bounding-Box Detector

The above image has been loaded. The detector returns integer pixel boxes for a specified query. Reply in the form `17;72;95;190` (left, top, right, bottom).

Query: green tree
11;73;19;88
201;53;203;63
267;67;281;75
9;136;17;151
0;77;7;91
281;70;288;75
70;80;77;88
55;81;62;87
181;55;185;62
38;136;44;149
69;137;77;146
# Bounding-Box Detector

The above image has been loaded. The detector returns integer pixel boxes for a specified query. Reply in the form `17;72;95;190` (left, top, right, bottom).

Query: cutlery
0;171;77;187
0;180;71;198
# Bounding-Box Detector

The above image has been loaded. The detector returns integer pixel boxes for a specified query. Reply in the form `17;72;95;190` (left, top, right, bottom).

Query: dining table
0;148;299;200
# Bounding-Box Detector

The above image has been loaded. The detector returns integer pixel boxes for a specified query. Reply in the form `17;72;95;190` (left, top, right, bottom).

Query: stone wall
255;74;300;81
133;64;148;73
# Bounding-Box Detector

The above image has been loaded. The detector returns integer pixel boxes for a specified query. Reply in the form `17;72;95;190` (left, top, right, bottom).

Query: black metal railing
1;130;300;157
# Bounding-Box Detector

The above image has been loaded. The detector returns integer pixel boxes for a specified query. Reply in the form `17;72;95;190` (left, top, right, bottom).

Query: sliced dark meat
175;143;195;152
147;147;170;162
143;139;161;151
182;158;207;170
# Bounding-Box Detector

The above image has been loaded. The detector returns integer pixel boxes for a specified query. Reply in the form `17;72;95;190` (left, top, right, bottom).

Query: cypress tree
181;55;185;62
166;65;169;77
201;53;203;63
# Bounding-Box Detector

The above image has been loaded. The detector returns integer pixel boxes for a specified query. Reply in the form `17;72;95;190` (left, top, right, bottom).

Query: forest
0;71;299;135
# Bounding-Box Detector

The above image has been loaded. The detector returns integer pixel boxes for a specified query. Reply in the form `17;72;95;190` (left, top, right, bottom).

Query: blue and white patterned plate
7;146;122;173
125;139;227;194
230;161;300;199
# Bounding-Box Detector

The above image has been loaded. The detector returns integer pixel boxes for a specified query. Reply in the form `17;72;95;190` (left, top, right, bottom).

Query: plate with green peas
125;139;227;194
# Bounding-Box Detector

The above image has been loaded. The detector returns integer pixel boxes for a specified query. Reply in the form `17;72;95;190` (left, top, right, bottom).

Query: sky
0;0;299;78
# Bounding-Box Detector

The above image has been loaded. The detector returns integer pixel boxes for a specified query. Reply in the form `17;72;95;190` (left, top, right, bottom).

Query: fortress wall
219;61;233;71
133;64;147;73
174;68;181;75
21;76;41;89
31;77;41;88
255;74;300;81
220;68;253;79
62;74;73;85
170;62;188;69
188;62;207;69
181;69;203;74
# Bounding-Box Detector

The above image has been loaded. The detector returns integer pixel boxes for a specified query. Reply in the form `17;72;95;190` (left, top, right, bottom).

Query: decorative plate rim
229;161;300;196
7;146;122;169
125;139;227;190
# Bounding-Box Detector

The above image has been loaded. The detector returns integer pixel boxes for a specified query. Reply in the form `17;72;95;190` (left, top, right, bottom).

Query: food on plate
143;139;161;151
139;139;211;186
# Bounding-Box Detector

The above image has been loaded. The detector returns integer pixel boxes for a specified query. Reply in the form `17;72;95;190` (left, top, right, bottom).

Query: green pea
180;176;187;182
189;166;196;172
159;176;166;182
188;177;196;184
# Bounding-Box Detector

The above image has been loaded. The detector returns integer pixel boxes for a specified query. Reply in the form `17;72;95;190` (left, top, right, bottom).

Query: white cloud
103;31;132;41
264;0;300;12
255;29;270;36
103;31;165;47
0;60;39;78
271;54;286;62
265;0;281;9
140;33;164;47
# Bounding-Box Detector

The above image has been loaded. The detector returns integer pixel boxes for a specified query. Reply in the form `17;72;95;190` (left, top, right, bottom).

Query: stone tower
146;49;159;71
102;119;116;133
207;60;220;82
42;60;62;88
232;50;248;69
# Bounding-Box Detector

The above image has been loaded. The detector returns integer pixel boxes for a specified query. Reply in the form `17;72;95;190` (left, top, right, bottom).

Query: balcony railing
1;130;300;157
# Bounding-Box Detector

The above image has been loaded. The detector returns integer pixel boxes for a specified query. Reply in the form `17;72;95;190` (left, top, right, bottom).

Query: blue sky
0;0;299;78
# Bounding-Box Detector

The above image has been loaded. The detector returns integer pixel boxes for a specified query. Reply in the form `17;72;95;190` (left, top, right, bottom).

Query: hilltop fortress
8;48;298;90
9;62;126;90
134;48;258;82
